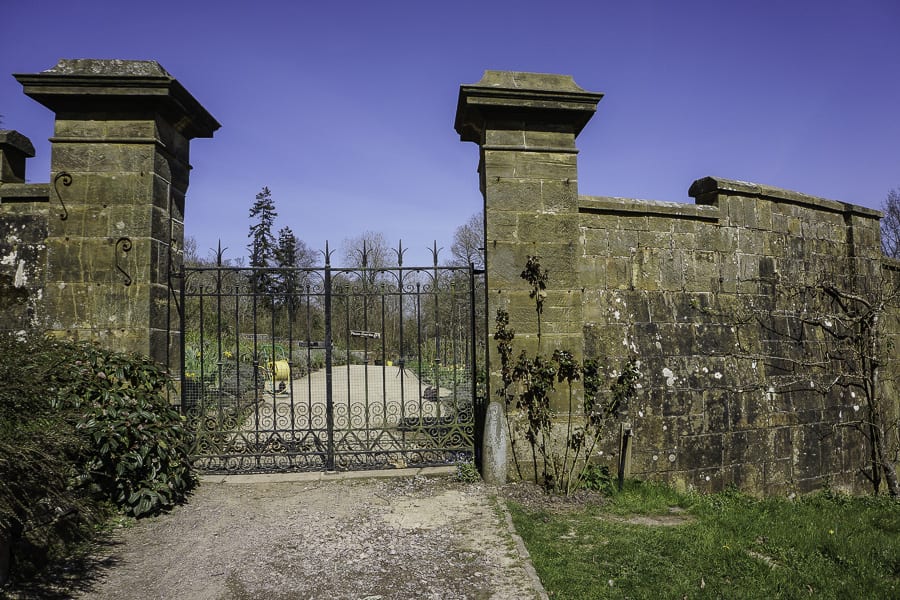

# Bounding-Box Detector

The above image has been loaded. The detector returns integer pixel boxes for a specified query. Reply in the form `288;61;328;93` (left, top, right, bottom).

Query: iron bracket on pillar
115;237;133;286
53;171;72;220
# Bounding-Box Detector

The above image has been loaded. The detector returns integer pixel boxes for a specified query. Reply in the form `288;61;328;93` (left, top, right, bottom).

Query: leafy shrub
495;256;642;496
456;461;481;483
48;341;197;517
2;333;196;526
0;333;99;585
579;464;614;494
1;332;197;586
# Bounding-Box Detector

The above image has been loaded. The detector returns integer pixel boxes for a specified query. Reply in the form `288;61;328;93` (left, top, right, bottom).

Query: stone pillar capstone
455;71;603;483
14;59;219;368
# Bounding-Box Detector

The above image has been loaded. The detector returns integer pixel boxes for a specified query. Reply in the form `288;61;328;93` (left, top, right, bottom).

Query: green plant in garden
49;342;196;518
1;333;197;586
0;334;97;586
494;307;524;480
496;256;641;495
513;350;556;488
520;255;548;342
456;461;481;483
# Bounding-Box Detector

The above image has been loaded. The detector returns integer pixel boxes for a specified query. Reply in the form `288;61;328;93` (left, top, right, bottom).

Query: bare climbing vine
495;256;641;495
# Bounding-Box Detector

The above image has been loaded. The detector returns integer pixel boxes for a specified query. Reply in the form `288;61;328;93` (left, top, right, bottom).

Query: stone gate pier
0;59;219;370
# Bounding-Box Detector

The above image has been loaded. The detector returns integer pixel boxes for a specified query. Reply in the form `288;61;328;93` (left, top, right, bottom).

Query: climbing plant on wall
495;256;641;495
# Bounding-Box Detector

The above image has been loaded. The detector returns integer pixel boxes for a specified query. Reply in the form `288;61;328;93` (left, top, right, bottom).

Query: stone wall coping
0;183;49;203
0;130;36;157
579;195;720;222
455;70;603;143
41;58;172;77
689;176;881;219
15;59;220;140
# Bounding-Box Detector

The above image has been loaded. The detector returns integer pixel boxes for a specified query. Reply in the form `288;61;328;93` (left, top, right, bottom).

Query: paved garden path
72;469;547;600
257;364;453;429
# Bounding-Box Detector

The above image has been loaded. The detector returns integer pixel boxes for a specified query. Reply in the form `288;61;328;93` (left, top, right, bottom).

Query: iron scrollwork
53;171;72;221
115;237;133;286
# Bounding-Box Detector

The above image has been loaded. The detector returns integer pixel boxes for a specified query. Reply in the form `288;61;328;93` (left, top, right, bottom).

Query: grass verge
508;481;900;599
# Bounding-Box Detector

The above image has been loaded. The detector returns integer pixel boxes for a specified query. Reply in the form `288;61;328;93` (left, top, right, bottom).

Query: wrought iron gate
178;249;483;473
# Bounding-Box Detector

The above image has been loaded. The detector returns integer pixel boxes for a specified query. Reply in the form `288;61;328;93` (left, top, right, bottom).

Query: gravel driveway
68;469;546;600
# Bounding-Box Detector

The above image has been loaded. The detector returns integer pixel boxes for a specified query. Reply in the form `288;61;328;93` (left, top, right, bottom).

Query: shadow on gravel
3;536;122;600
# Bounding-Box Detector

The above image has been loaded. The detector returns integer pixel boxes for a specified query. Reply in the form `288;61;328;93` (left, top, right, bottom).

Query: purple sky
3;0;898;266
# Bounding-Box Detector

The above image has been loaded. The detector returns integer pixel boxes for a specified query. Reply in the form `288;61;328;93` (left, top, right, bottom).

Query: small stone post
15;59;219;369
0;130;35;183
455;71;603;483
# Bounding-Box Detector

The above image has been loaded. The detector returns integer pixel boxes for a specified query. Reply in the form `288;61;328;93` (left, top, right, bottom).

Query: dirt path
68;470;545;600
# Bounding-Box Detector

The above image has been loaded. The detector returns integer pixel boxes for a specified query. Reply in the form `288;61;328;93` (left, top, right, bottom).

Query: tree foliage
274;225;314;311
248;186;278;295
0;333;196;586
275;226;314;270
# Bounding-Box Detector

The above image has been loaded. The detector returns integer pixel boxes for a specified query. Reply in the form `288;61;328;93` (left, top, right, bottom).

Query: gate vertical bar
470;263;481;466
215;252;224;424
324;246;335;470
179;263;187;410
251;268;261;469
397;248;406;446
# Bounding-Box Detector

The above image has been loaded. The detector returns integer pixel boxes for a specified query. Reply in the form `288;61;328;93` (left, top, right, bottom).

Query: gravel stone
65;472;544;599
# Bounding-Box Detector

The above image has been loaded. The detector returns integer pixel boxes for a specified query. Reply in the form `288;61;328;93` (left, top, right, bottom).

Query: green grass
509;481;900;599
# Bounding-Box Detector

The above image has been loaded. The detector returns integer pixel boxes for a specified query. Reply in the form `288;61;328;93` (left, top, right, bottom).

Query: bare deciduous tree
341;231;393;271
726;276;900;497
881;188;900;258
450;211;484;270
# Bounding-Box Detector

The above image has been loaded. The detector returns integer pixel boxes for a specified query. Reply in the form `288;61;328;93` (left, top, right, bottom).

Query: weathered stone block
484;179;543;212
582;322;629;358
617;215;648;232
657;250;684;291
524;130;577;149
647;215;674;233
605;257;631;290
539;180;579;213
485;210;517;241
680;434;724;472
512;151;578;181
581;226;612;256
608;229;639;258
753;199;773;231
736;227;765;255
517;212;579;243
694;225;733;254
481;149;517;178
485;129;525;146
764;458;793;490
684;250;718;292
673;219;700;234
637;230;671;250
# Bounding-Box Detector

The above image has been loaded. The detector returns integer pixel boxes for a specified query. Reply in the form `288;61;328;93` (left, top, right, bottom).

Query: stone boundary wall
456;70;899;494
577;181;888;494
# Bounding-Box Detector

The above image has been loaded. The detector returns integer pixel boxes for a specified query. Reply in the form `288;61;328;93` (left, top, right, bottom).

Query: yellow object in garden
270;360;291;381
386;360;393;367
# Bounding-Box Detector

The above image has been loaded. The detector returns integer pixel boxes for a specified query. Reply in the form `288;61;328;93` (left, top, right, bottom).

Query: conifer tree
275;225;314;310
248;186;278;296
